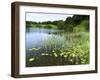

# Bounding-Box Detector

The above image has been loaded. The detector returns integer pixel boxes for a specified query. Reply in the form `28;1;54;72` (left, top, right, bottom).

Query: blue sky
26;12;73;22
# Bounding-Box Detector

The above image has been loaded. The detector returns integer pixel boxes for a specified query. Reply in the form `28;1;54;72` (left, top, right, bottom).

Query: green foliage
43;24;57;29
72;15;89;26
26;15;90;67
64;24;74;32
55;20;65;29
65;17;73;24
26;32;90;67
26;15;89;32
73;19;89;32
26;45;89;66
73;26;86;32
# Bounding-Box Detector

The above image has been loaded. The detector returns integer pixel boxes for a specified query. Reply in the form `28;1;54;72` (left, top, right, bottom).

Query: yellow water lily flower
28;48;40;51
41;53;49;56
60;52;64;56
41;53;45;55
53;53;58;57
52;50;55;52
70;59;73;62
64;55;67;58
29;57;35;62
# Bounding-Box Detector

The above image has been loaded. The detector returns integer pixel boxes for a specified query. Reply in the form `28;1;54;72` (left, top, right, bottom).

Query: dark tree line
26;15;89;32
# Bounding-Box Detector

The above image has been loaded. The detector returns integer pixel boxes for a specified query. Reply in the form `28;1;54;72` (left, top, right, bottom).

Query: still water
26;28;64;56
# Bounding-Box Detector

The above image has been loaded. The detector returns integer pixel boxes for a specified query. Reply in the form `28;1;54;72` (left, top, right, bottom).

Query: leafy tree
64;17;74;32
72;15;89;26
56;20;65;29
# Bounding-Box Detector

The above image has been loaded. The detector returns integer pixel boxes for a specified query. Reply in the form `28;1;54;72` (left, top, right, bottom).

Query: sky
26;12;73;22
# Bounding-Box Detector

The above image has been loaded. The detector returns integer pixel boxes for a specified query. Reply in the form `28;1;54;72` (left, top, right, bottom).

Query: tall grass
26;32;90;67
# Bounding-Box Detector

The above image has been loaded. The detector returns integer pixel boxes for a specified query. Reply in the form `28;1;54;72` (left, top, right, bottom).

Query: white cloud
26;12;73;22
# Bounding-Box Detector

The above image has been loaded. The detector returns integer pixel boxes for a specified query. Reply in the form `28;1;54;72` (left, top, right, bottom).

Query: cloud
26;12;73;22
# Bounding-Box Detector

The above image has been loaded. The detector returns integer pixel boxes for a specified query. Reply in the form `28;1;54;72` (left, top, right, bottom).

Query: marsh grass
26;32;89;67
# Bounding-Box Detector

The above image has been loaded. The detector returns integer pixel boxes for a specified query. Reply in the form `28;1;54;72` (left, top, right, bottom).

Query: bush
73;20;89;32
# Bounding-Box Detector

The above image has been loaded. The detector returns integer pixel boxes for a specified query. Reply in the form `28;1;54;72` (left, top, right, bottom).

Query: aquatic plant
26;32;90;67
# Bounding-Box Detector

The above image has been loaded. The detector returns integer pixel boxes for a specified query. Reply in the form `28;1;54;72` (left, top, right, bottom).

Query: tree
64;17;74;32
72;15;89;26
56;20;65;29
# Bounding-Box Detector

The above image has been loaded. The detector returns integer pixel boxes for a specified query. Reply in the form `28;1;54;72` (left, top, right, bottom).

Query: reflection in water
26;28;64;56
26;27;64;33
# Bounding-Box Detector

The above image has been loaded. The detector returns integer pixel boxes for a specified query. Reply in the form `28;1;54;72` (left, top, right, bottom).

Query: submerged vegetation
26;15;90;67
